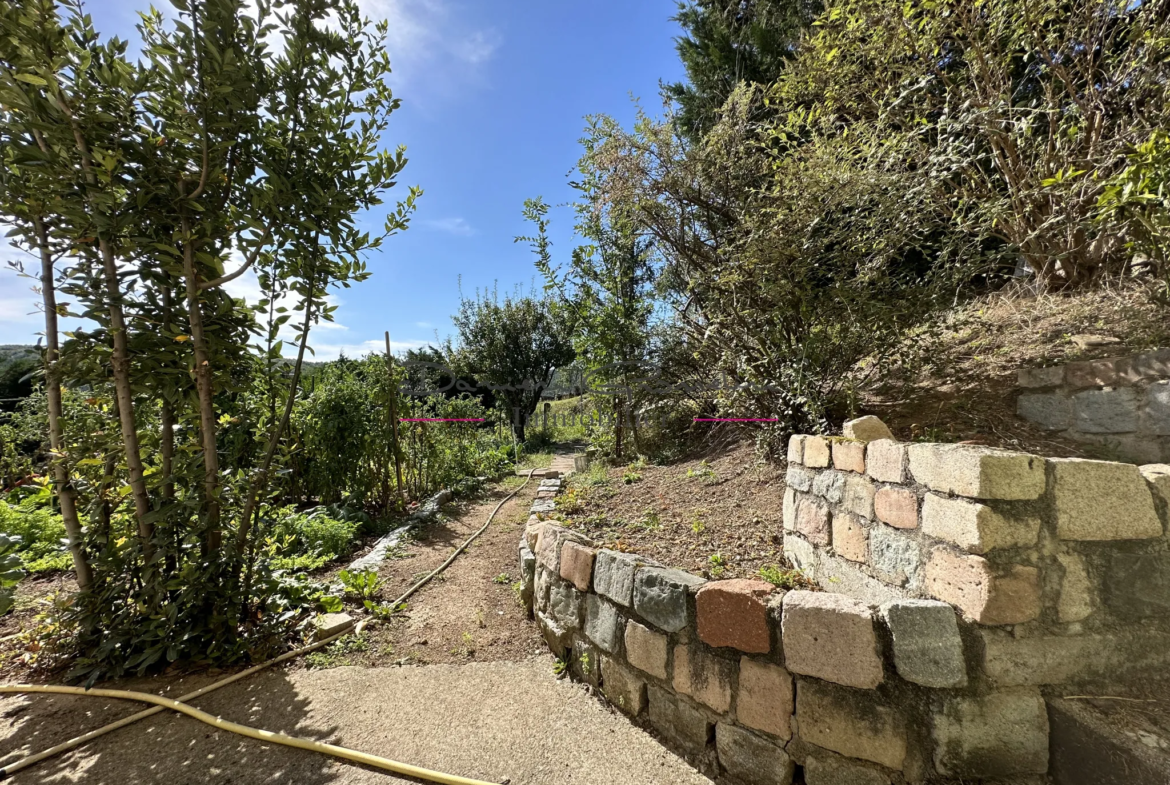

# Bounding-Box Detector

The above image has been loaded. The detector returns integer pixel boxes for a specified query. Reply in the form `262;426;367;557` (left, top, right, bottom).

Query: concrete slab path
1;648;710;785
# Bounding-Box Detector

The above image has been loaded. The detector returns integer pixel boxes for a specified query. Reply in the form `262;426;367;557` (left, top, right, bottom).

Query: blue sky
0;0;687;358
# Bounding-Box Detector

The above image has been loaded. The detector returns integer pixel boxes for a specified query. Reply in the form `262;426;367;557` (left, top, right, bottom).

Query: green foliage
758;564;803;589
337;568;383;601
450;285;575;441
707;552;728;578
268;506;362;573
0;0;416;681
292;356;512;505
0;532;24;615
0;499;71;573
665;0;821;141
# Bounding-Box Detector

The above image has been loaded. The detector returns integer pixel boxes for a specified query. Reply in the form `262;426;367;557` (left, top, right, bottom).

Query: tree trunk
33;218;93;590
180;217;221;550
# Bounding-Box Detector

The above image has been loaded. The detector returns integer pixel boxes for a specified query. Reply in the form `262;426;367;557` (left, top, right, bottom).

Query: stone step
1048;695;1170;784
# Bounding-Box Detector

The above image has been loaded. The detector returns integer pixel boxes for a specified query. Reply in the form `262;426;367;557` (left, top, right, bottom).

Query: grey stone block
572;638;601;687
1074;388;1139;433
783;534;817;576
1116;348;1170;384
594;549;640;607
1107;553;1170;617
585;593;622;652
804;752;891;785
530;498;557;514
1017;393;1073;430
633;567;705;632
932;689;1049;777
1147;381;1170;436
1018;365;1065;388
536;610;571;655
548;578;582;630
880;599;967;688
812;470;846;503
648;685;712;753
785;464;816;492
715;723;794;785
519;543;536;608
314;612;354;640
869;526;921;589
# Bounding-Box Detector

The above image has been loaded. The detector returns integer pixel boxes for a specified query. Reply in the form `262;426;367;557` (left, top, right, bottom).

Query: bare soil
554;442;791;581
300;477;546;670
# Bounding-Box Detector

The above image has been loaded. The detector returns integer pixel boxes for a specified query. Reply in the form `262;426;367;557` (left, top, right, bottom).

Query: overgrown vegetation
557;0;1170;450
0;0;418;681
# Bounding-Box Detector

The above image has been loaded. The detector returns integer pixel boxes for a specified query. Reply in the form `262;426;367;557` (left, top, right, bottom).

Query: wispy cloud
310;338;430;361
423;217;474;236
357;0;500;100
415;321;433;328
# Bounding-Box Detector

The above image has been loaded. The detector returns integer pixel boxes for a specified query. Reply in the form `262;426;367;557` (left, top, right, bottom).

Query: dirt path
1;465;711;784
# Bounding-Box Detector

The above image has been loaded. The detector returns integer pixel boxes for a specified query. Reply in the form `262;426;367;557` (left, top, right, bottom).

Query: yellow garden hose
0;470;537;783
0;684;496;785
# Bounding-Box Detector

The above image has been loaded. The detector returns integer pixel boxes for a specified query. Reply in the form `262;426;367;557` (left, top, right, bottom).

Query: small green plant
690;513;706;534
639;509;662;530
552;656;569;676
317;594;345;613
685;460;718;484
555;487;585;514
492;573;511;584
452;630;476;657
306;633;369;669
758;564;804;589
708;553;728;578
622;470;642;485
580;651;592;675
511;580;526;608
363;600;401;620
338;568;384;601
0;532;24;615
584;462;609;487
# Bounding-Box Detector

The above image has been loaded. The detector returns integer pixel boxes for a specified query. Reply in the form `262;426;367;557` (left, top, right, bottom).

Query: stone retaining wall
1017;348;1170;463
518;430;1170;784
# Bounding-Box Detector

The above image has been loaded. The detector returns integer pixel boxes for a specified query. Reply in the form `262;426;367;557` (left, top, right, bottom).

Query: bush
0;500;71;573
268;506;362;572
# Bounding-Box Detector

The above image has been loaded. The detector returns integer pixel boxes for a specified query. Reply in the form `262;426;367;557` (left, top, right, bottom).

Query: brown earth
554;442;792;582
305;476;546;669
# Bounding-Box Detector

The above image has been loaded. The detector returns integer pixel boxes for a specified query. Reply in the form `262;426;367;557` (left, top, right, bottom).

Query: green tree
0;0;416;679
451;286;574;441
664;0;820;141
522;122;658;458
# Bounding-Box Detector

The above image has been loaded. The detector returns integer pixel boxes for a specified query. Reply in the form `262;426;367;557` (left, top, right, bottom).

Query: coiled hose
0;470;537;783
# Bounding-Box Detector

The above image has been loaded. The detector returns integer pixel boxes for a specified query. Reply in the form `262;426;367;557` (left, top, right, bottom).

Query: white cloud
423;217;474;236
357;0;500;98
415;320;432;328
310;337;431;361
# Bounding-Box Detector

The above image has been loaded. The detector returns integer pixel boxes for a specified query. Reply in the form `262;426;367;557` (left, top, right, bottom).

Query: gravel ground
0;659;712;784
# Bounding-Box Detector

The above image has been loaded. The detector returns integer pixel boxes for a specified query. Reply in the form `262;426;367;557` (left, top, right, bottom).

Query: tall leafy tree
664;0;821;141
0;0;416;679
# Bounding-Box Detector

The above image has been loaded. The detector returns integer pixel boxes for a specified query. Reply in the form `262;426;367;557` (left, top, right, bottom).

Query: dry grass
864;281;1170;457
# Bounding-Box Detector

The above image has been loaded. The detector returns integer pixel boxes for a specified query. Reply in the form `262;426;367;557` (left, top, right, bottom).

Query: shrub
268;506;361;572
0;500;71;573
